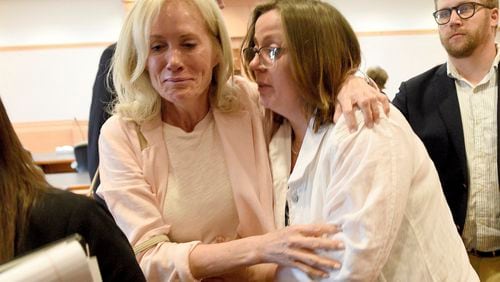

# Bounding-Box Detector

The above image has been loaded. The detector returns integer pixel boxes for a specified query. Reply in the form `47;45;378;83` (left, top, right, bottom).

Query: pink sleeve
97;116;201;281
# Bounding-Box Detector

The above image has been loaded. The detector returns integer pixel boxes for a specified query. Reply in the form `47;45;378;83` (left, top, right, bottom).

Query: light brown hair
242;0;361;131
0;98;48;263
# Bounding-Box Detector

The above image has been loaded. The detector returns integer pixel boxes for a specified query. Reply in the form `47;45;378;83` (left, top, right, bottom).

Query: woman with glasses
242;0;479;280
96;0;394;280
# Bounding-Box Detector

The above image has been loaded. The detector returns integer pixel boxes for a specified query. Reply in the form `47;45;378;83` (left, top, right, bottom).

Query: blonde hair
242;0;361;131
112;0;237;123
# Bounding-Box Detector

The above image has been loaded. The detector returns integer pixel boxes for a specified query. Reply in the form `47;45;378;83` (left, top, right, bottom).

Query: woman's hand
334;75;390;131
253;224;343;279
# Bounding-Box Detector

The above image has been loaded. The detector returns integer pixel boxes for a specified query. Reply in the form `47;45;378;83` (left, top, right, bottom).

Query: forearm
189;224;343;280
189;235;267;279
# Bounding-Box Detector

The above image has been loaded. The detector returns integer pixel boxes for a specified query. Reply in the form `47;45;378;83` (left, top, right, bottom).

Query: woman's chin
259;98;273;111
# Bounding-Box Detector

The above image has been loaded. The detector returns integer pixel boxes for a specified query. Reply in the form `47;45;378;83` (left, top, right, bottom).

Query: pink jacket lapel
138;115;169;206
214;108;275;236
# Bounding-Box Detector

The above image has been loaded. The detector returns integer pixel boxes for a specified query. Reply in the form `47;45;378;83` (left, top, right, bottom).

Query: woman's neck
288;114;308;171
162;98;210;133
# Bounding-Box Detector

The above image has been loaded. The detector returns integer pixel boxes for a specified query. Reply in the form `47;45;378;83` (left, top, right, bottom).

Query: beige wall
8;0;265;153
3;0;448;153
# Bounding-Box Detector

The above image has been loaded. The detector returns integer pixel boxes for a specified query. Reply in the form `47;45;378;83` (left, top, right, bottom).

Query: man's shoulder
101;43;116;59
403;63;447;88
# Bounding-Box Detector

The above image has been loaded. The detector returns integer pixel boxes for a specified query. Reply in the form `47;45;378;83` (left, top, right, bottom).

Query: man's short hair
434;0;499;9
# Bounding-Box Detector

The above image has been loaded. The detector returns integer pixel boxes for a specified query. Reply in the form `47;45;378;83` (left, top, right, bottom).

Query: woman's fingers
291;223;341;237
256;223;344;275
335;75;390;131
287;248;341;278
292;260;330;279
261;224;345;278
379;94;390;115
335;94;357;130
289;236;344;252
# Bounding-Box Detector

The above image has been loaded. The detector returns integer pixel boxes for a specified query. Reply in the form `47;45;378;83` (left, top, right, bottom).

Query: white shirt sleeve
322;112;416;281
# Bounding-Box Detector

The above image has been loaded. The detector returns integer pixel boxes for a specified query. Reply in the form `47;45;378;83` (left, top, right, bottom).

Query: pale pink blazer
97;80;275;281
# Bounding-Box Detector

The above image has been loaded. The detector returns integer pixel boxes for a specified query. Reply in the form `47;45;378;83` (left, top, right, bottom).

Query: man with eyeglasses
392;0;500;280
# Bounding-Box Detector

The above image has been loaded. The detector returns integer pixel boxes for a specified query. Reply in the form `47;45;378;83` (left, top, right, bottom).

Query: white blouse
271;106;478;281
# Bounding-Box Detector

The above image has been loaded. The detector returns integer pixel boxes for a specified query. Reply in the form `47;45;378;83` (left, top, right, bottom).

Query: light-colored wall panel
0;0;123;46
0;0;449;123
359;32;447;100
0;46;110;122
331;0;436;31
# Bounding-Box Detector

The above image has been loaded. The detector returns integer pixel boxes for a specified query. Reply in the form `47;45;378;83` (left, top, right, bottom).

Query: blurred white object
55;145;74;154
0;234;101;282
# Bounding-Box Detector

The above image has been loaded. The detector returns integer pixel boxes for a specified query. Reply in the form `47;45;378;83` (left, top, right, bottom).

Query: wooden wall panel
13;120;88;153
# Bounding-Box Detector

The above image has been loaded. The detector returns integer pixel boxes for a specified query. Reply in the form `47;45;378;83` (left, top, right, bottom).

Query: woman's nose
248;52;262;71
166;49;183;71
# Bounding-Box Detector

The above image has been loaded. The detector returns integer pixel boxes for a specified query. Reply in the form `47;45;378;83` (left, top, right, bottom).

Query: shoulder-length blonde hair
112;0;237;123
0;98;48;263
242;0;361;131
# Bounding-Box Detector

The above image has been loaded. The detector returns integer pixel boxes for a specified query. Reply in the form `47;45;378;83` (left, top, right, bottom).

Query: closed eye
150;43;166;52
182;42;197;49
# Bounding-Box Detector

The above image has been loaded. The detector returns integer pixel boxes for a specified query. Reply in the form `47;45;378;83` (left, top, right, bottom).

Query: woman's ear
490;7;499;28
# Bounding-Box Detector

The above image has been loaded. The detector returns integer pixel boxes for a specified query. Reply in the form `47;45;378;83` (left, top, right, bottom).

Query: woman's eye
150;44;164;52
182;42;197;49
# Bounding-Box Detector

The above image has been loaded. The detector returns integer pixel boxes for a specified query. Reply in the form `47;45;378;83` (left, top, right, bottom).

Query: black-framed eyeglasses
433;2;494;25
242;46;285;68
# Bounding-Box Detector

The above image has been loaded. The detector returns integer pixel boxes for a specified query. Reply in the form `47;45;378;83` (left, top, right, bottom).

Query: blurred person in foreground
0;97;145;281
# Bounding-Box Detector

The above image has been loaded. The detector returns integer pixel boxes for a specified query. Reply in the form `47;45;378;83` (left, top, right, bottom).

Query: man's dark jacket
392;62;499;234
88;44;116;184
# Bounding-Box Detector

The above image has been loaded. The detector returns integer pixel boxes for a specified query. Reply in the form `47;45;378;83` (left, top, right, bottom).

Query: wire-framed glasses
242;46;285;68
433;2;494;25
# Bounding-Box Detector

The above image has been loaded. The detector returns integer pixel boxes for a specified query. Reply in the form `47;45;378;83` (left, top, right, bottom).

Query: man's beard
439;20;490;58
440;31;481;58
